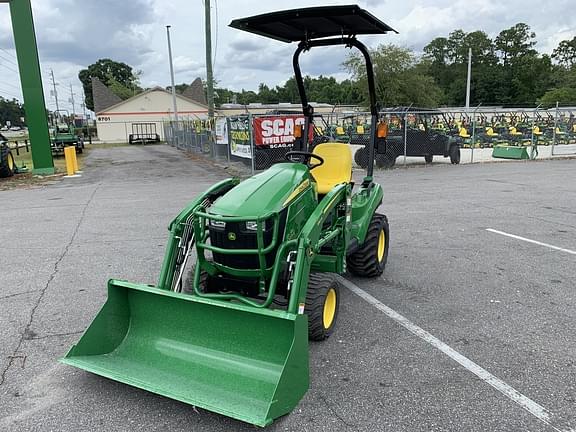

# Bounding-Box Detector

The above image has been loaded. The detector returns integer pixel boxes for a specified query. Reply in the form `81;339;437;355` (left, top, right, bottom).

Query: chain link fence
163;106;576;175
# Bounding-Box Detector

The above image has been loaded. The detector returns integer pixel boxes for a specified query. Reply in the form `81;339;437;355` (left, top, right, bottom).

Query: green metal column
7;0;54;174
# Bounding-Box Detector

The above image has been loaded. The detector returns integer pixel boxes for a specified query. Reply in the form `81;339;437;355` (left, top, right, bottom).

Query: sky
0;0;575;113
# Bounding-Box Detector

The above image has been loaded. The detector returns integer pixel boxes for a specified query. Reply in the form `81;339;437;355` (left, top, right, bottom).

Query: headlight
210;219;226;228
245;220;271;231
245;221;259;231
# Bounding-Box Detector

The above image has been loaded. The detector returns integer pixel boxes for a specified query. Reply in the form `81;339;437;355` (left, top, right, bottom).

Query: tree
552;37;576;68
257;84;279;103
78;59;142;111
539;86;576;106
344;44;442;107
495;23;537;65
0;97;25;127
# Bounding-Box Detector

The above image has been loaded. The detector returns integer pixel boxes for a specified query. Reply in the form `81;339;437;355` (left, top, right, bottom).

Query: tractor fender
348;183;383;251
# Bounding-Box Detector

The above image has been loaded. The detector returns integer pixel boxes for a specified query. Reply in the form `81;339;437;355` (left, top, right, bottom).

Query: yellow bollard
72;147;79;173
64;146;76;176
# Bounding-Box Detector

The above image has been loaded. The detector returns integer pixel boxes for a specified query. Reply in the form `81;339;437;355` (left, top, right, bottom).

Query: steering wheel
285;151;324;169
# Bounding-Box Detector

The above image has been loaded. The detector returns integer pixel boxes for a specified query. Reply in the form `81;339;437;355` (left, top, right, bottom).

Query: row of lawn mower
431;111;576;149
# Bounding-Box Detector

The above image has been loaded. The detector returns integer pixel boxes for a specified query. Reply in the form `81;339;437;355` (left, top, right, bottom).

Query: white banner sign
215;118;229;145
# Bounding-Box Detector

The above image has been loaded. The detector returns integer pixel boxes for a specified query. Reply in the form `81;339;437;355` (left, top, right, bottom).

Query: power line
0;52;18;68
0;46;17;60
0;80;20;91
0;83;20;94
0;89;21;100
0;62;18;75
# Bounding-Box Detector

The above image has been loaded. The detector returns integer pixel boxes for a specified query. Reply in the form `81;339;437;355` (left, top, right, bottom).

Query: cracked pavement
0;144;575;431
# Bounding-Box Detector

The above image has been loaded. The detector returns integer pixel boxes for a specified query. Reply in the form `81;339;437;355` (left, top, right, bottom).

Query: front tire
0;145;15;178
347;213;389;277
306;273;340;341
424;154;433;164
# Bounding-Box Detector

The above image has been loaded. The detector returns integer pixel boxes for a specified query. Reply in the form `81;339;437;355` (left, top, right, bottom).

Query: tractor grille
208;211;287;270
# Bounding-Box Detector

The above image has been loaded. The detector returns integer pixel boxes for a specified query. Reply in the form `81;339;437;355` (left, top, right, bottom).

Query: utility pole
50;69;60;115
82;88;88;126
69;83;76;117
465;48;472;111
166;25;178;123
204;0;215;119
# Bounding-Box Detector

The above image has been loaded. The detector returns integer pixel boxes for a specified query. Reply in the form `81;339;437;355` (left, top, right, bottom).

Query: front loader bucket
61;280;309;427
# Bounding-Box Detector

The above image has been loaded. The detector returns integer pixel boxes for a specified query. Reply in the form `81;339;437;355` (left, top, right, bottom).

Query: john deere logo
227;232;236;241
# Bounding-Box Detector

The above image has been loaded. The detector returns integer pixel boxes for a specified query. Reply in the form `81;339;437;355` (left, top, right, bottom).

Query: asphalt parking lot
1;144;575;431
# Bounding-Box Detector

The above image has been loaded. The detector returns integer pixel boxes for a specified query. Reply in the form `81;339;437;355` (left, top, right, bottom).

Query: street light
166;25;178;123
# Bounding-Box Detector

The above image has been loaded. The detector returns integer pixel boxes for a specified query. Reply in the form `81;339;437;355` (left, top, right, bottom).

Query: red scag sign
253;116;312;148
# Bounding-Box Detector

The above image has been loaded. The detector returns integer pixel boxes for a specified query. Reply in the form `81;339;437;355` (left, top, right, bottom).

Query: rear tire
0;145;15;178
354;147;368;168
449;145;460;164
305;273;340;341
347;213;389;277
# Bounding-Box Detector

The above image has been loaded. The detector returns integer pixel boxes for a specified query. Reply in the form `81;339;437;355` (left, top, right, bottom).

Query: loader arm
157;178;240;291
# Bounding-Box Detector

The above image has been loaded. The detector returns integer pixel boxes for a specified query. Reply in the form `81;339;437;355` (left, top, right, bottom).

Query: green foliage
423;23;565;106
78;59;142;111
539;87;576;106
172;25;576;110
106;75;138;100
495;23;537;65
0;97;25;127
193;75;363;107
552;37;576;68
344;44;443;107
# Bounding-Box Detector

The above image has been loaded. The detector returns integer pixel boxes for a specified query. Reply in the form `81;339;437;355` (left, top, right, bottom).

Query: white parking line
486;228;576;256
337;276;573;432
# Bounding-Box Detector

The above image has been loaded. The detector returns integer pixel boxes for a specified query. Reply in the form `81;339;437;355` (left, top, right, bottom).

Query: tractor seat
486;127;498;137
312;143;352;194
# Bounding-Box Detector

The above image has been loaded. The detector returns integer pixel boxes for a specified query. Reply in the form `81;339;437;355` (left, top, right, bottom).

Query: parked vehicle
355;107;460;168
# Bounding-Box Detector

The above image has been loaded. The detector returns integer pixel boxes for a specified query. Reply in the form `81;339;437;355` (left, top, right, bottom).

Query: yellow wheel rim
323;288;337;329
7;154;13;171
377;229;385;262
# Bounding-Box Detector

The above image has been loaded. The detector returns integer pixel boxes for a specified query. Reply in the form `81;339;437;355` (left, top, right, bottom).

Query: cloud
0;0;575;106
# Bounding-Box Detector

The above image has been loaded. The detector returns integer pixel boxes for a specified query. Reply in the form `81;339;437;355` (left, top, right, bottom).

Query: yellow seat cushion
312;143;352;194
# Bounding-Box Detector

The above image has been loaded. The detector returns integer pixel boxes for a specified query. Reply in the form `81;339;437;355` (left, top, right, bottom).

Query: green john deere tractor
51;110;84;154
0;133;16;178
61;5;395;427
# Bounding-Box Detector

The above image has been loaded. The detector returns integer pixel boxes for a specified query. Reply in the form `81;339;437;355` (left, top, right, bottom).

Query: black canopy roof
229;5;397;43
